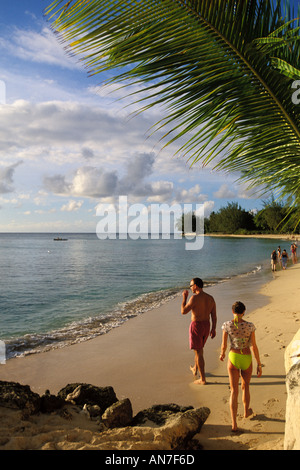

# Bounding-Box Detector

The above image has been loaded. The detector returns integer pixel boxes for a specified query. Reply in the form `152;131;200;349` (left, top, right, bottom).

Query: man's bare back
187;290;216;322
181;278;217;385
181;283;216;330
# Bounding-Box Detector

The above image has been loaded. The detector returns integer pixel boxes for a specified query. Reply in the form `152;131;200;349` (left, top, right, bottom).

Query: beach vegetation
202;199;300;234
254;197;300;233
176;211;203;234
254;197;290;232
45;1;300;216
175;197;300;235
206;202;256;234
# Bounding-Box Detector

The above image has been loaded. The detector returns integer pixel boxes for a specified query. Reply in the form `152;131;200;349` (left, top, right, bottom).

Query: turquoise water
0;233;289;358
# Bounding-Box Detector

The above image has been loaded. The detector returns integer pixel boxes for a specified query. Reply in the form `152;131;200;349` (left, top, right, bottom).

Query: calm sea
0;233;288;359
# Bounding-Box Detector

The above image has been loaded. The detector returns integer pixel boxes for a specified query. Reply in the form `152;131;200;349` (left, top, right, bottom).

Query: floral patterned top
222;320;256;350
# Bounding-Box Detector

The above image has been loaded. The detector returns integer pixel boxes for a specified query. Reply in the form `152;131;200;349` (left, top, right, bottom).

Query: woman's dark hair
232;301;246;314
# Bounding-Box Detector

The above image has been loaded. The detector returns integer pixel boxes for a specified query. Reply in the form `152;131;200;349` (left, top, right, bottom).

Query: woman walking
219;301;262;432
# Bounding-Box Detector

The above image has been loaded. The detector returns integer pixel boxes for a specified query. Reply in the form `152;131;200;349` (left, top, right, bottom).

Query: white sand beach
0;262;299;450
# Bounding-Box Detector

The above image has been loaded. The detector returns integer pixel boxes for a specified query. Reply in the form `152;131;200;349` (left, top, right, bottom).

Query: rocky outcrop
0;380;210;450
284;329;300;450
58;383;118;411
95;405;210;450
101;398;133;428
0;381;41;415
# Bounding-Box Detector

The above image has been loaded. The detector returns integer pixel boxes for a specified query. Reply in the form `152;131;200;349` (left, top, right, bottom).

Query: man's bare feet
194;378;206;385
190;365;197;377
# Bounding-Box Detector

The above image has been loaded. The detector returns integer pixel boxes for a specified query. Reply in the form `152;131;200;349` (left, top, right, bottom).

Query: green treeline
178;200;300;235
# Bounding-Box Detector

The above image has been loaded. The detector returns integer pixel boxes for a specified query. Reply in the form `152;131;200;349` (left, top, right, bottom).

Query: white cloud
0;161;23;193
213;183;236;199
34;191;49;206
43;153;177;203
237;184;263;200
172;184;209;205
73;167;118;198
34;208;56;215
61;200;84;212
0;27;80;70
0;100;161;162
202;200;215;217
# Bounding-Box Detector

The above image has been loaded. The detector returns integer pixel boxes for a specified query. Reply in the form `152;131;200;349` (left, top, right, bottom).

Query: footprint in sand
263;398;279;409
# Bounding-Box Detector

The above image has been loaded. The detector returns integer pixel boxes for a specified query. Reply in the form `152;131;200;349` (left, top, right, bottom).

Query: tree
46;1;300;208
206;202;255;233
254;196;297;232
176;211;203;234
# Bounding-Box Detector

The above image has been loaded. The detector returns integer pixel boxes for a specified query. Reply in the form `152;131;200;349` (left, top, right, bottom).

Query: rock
131;403;194;426
284;328;300;450
0;381;40;415
97;406;210;450
284;327;300;373
284;362;300;450
0;381;210;450
58;383;118;411
102;398;133;428
82;403;102;419
40;390;65;413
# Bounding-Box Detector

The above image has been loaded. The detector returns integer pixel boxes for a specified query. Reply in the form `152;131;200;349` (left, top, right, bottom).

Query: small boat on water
53;237;68;241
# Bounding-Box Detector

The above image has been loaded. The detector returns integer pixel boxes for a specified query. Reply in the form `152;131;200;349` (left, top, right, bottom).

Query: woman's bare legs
228;360;253;431
241;363;253;417
228;361;240;431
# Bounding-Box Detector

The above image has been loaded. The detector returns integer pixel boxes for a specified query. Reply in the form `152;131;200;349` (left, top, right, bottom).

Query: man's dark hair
192;277;203;288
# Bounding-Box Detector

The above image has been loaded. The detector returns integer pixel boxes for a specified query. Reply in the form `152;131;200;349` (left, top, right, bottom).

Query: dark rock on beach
58;382;118;411
101;397;133;428
0;380;41;415
40;389;65;413
0;380;210;450
131;403;194;426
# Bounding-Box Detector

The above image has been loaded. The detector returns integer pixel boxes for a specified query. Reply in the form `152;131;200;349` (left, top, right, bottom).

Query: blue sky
0;1;291;233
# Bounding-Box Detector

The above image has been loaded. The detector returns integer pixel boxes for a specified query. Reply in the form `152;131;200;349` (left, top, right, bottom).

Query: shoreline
0;263;299;449
4;259;268;361
206;233;299;240
199;233;299;240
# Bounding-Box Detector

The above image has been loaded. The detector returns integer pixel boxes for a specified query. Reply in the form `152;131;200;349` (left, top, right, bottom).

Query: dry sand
0;262;299;450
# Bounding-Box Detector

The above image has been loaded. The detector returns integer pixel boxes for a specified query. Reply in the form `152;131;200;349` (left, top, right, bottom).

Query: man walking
181;278;217;384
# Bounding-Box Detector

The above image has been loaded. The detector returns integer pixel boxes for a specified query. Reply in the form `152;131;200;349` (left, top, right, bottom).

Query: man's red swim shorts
189;320;210;350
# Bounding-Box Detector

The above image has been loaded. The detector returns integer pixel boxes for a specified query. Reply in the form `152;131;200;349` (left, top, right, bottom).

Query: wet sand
0;263;299;450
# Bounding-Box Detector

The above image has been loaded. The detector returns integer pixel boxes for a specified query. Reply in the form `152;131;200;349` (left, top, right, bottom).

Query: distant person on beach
219;301;262;432
271;250;277;272
291;243;297;264
281;249;289;269
181;278;217;385
277;246;282;267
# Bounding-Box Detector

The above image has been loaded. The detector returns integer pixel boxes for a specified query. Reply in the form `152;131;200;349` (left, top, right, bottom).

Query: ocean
0;233;288;359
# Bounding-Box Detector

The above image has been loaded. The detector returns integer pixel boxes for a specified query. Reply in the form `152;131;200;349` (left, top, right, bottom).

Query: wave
5;288;182;359
4;264;264;360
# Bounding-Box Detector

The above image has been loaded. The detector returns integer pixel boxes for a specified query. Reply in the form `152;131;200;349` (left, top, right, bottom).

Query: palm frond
45;0;300;205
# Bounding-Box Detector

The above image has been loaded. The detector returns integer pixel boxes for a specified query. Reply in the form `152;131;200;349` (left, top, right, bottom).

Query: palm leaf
45;0;300;206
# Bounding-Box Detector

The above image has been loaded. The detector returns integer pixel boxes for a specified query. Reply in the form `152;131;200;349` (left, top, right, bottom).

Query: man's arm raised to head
181;290;193;315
